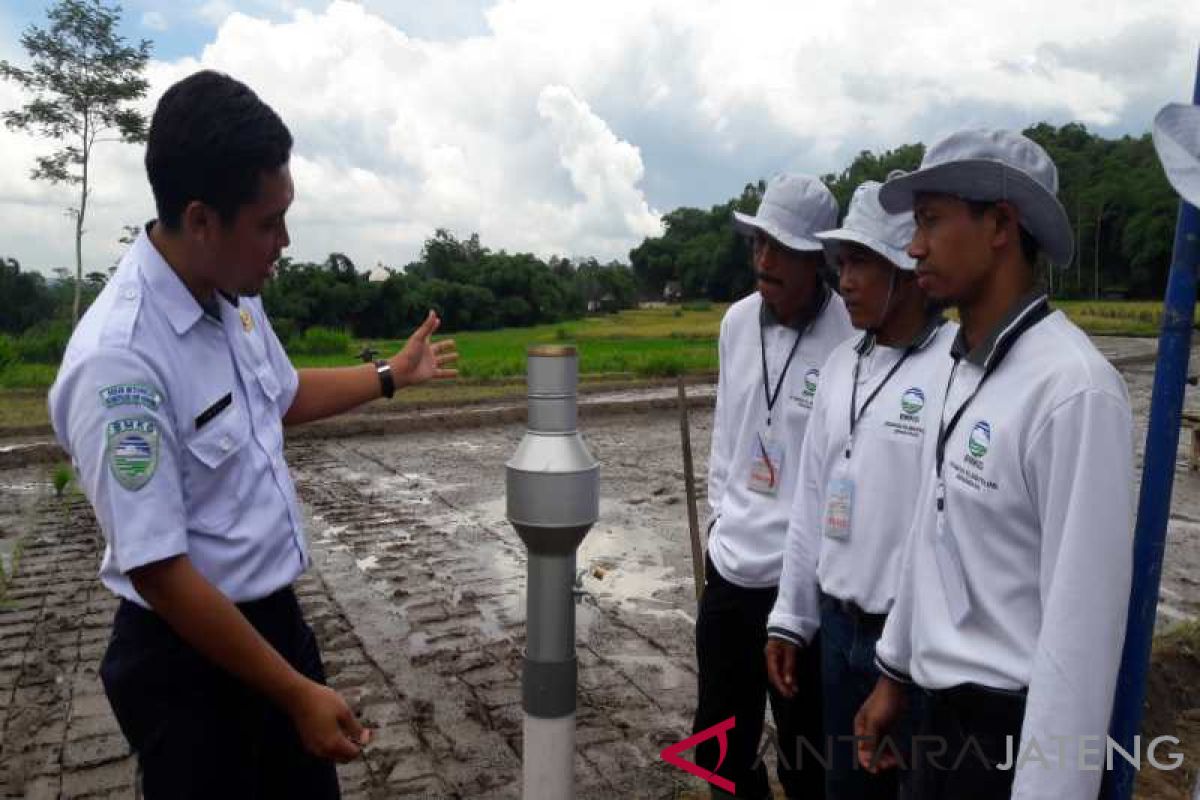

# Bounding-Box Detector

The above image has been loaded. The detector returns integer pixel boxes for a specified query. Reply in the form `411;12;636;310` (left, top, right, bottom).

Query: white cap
815;180;917;271
732;174;838;252
879;129;1074;267
1153;102;1200;207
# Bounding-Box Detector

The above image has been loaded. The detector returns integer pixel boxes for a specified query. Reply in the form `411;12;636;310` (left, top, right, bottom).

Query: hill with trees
630;124;1177;302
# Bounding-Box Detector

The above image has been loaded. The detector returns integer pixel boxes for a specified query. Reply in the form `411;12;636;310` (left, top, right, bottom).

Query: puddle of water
470;495;688;616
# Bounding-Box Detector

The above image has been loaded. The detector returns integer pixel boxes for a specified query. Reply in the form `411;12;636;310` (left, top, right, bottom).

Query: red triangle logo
659;716;736;794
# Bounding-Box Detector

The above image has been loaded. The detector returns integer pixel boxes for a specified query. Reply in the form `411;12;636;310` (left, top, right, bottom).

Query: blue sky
2;0;495;59
1;1;1198;275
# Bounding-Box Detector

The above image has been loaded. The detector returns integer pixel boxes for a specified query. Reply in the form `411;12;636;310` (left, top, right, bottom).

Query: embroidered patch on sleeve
100;384;163;411
106;417;160;491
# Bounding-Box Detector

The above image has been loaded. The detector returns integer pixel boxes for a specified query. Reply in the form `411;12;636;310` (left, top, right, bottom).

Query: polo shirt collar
951;289;1049;368
855;314;947;356
759;282;832;331
136;224;206;336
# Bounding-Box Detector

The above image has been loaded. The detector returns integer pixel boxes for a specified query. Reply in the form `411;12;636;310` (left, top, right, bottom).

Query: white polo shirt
767;317;958;645
707;287;855;588
875;293;1135;800
49;229;309;607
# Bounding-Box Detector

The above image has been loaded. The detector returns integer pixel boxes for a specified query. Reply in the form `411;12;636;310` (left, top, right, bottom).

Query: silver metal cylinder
506;345;599;800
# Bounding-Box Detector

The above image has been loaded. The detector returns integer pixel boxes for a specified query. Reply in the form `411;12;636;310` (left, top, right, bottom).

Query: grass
52;463;72;498
294;304;726;379
0;363;58;390
0;390;51;430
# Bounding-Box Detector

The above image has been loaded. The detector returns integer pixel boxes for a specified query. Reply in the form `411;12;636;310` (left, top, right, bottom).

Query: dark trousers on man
909;683;1026;800
100;587;341;800
693;556;825;799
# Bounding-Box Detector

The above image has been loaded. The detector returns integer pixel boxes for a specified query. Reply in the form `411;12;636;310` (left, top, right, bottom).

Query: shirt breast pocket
183;402;252;533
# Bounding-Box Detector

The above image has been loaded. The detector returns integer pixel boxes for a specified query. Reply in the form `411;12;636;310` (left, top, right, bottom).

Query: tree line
262;230;639;343
0;230;640;361
630;123;1178;301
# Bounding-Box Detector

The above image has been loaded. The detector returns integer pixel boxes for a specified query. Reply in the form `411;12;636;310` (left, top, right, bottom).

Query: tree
0;257;56;334
1;0;151;327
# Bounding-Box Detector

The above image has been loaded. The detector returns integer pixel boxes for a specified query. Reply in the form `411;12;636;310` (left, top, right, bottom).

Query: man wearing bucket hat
1154;102;1200;206
853;130;1134;800
694;173;853;798
764;179;956;800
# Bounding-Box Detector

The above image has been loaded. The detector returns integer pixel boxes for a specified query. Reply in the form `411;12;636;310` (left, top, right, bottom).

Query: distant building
663;281;683;303
587;293;617;313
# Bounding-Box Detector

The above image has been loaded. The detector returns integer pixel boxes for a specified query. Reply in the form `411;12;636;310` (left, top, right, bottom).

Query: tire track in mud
289;437;704;798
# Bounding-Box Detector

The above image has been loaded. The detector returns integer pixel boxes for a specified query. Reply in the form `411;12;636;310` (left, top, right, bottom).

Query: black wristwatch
375;359;395;399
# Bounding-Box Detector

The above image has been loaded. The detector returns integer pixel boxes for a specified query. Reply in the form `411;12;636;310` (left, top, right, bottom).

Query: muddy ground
0;335;1198;798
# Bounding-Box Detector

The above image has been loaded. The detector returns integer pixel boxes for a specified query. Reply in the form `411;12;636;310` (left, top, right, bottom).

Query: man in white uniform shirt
764;180;955;799
855;130;1135;800
49;71;458;799
694;174;854;798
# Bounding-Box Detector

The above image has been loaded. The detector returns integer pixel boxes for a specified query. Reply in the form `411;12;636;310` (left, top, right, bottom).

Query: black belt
118;585;298;634
923;682;1028;716
820;592;888;626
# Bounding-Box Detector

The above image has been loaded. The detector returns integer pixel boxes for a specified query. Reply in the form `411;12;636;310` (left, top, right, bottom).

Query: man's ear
990;200;1021;252
180;201;217;246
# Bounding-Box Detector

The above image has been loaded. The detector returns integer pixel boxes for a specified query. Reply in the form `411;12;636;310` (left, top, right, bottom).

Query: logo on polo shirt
968;420;991;458
803;369;819;397
901;387;925;416
792;368;820;411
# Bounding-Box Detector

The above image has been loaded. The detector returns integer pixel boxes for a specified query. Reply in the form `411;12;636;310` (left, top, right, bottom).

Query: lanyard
845;346;913;458
934;298;1051;488
759;320;805;427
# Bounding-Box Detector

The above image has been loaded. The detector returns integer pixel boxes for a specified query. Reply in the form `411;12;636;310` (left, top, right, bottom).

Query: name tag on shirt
195;392;232;431
934;485;971;625
823;476;854;540
747;430;784;496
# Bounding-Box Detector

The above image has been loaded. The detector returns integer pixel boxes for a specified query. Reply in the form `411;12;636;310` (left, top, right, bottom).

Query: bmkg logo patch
901;387;925;415
802;368;820;397
968;420;991;459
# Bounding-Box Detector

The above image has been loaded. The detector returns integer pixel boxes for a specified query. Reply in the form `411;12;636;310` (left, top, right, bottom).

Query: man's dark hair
145;70;293;229
966;199;1040;267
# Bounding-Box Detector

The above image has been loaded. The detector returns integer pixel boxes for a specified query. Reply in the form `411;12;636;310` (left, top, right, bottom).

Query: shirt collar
136;223;206;336
950;289;1049;367
759;282;832;331
855;314;947;356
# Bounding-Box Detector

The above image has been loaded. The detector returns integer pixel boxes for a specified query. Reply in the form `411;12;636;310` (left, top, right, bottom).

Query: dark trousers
818;594;904;800
99;587;341;800
910;683;1026;800
694;556;825;799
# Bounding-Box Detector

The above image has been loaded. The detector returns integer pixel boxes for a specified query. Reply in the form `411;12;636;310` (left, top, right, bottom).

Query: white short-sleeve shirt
49;229;307;607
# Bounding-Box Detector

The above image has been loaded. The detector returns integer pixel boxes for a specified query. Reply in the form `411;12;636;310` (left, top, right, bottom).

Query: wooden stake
677;375;705;601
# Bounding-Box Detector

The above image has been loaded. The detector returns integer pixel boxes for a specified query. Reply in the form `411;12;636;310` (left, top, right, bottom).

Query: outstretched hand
391;311;458;386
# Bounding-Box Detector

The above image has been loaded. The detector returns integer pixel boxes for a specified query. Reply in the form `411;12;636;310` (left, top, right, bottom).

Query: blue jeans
819;593;903;800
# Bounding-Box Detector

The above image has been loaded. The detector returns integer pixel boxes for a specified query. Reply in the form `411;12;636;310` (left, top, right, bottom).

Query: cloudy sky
1;0;1198;276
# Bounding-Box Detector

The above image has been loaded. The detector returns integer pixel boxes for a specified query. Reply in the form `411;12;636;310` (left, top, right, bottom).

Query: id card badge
747;429;785;496
933;480;971;624
823;458;854;540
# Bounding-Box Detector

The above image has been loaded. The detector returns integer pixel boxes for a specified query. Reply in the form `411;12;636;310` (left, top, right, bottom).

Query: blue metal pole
1102;48;1200;800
